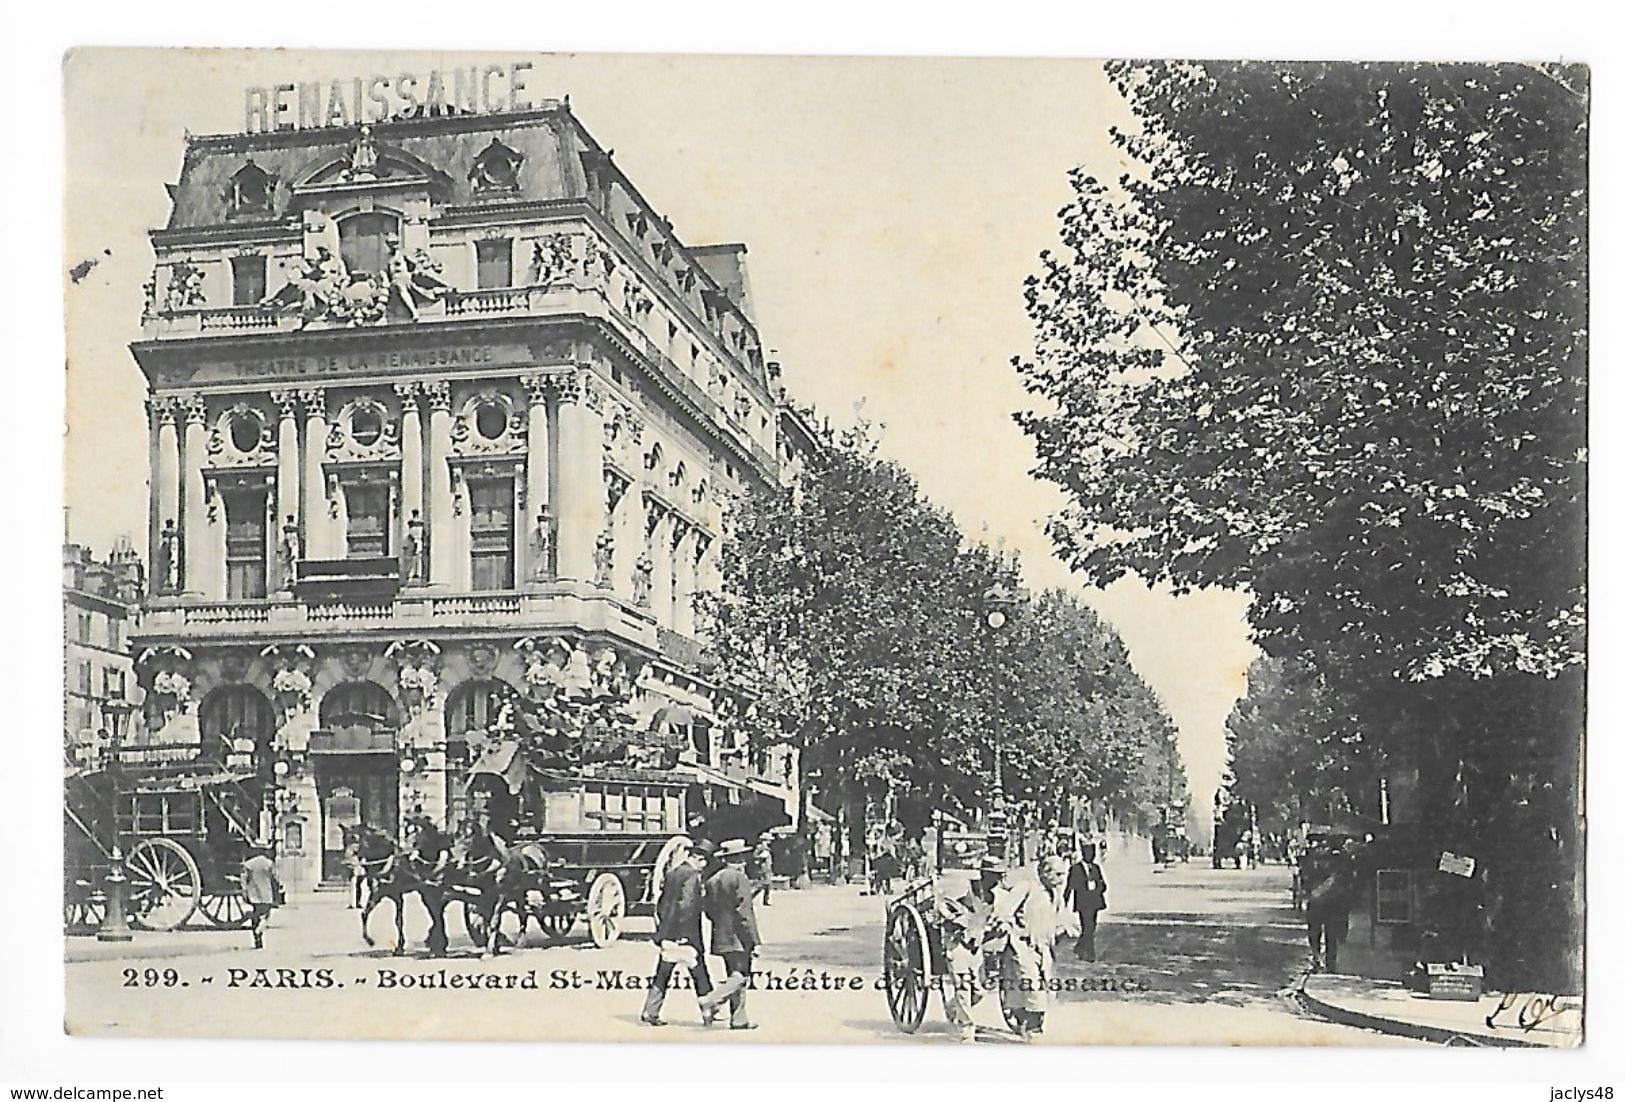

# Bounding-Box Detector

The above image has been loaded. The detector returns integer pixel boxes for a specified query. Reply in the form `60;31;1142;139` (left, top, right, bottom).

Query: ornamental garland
397;664;439;695
272;667;313;699
151;670;192;705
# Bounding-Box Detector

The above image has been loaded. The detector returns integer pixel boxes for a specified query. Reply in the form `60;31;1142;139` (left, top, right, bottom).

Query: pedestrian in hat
698;838;761;1030
750;834;774;907
241;839;282;950
1063;842;1108;962
641;838;716;1026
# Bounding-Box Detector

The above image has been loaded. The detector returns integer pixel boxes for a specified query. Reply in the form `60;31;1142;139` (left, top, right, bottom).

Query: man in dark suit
1062;842;1108;961
698;838;761;1030
641;838;716;1026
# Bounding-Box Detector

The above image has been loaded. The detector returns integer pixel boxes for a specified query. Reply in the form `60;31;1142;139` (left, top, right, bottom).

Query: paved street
65;853;1413;1045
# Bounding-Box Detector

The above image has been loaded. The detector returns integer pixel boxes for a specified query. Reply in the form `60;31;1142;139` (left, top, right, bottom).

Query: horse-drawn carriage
455;744;694;951
64;747;267;933
882;830;1025;1035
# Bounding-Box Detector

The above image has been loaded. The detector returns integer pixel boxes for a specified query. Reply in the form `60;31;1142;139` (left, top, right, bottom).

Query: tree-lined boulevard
68;852;1407;1045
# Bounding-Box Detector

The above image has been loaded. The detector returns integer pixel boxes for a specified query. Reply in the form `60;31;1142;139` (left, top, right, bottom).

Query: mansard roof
161;106;583;230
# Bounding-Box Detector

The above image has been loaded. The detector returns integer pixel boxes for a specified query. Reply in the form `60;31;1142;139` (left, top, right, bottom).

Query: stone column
616;471;645;599
673;526;696;636
180;394;214;596
583;380;607;583
395;383;424;584
648;507;673;626
151;397;181;591
693;532;718;640
424;381;455;586
521;373;552;584
554;370;607;583
300;388;330;560
270;390;300;589
666;519;686;630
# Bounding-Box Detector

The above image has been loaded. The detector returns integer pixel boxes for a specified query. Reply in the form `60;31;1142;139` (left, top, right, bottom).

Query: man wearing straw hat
241;838;282;951
698;838;761;1030
641;838;716;1026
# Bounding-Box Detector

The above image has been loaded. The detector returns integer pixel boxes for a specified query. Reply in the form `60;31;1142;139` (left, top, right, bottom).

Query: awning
467;742;527;795
678;763;797;816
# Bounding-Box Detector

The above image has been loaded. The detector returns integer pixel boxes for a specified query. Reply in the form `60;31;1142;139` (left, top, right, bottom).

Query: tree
1224;656;1378;835
1016;62;1586;990
1018;61;1585;683
699;422;1187;858
697;426;994;852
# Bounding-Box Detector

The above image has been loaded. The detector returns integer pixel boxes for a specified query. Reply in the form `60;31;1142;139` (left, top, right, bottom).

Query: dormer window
229;161;275;215
470;139;523;194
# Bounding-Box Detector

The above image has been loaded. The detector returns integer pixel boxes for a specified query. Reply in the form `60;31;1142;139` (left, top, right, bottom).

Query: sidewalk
1300;973;1582;1048
65;889;355;964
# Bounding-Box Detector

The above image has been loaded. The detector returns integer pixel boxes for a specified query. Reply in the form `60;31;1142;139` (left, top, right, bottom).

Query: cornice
150;221;302;249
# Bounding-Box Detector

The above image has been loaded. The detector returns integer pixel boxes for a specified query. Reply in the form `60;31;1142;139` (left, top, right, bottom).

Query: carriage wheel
586;873;626;948
650;835;692;908
197;892;254;929
125;838;201;931
64;895;106;934
883;902;931;1033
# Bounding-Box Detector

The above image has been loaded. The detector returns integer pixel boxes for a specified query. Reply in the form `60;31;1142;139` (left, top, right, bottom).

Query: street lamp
983;581;1020;858
97;694;136;942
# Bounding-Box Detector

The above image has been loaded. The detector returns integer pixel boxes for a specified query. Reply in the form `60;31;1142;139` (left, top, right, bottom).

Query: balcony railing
307;600;395;623
430;593;522;618
138;587;658;644
187;602;271;625
199;306;286;331
444;287;538;316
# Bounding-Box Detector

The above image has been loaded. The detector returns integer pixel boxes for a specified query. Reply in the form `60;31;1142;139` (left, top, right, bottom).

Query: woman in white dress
992;861;1064;1040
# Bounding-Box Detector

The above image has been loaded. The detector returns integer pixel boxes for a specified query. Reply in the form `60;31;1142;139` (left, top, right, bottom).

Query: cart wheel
650;835;692;908
126;838;201;931
198;892;254;930
586;873;626;948
64;894;106;935
884;902;931;1033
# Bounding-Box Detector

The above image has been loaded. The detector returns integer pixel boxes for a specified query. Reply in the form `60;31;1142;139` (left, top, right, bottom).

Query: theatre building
128;100;806;892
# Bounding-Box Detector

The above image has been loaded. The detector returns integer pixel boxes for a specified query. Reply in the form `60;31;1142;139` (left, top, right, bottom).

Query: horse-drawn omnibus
462;742;694;948
64;745;269;933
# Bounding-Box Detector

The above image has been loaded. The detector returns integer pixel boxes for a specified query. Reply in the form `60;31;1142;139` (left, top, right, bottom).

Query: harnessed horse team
348;818;573;958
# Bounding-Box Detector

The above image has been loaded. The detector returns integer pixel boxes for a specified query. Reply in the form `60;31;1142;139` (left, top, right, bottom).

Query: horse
453;833;563;958
354;825;443;956
448;824;512;958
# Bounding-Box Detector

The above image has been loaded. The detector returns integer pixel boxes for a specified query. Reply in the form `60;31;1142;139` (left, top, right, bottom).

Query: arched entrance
444;678;520;834
198;684;275;764
313;680;401;882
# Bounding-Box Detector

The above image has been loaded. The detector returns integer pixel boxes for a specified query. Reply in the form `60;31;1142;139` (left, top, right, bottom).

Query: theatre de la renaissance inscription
215;345;548;381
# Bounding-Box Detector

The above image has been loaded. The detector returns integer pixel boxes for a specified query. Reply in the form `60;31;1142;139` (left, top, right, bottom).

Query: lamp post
96;694;136;942
983;581;1020;859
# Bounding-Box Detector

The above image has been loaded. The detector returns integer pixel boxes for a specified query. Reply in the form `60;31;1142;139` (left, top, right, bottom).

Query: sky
62;49;1257;817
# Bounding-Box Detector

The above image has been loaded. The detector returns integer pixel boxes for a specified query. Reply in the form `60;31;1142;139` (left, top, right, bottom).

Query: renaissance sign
244;62;536;134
